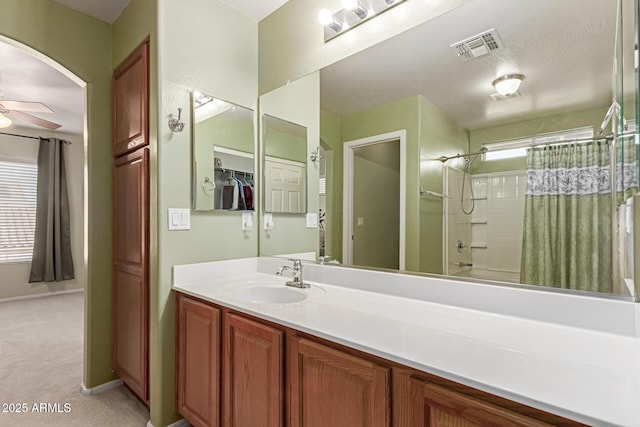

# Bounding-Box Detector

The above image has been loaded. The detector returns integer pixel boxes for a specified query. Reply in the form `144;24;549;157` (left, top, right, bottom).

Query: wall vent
450;28;504;62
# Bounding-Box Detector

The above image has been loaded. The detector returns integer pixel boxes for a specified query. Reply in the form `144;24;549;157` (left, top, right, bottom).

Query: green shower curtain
520;142;614;293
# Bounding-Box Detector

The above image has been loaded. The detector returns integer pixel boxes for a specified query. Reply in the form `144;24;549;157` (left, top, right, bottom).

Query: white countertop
173;257;640;427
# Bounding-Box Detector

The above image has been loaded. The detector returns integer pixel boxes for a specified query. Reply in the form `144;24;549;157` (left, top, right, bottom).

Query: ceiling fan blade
4;110;61;130
0;100;54;113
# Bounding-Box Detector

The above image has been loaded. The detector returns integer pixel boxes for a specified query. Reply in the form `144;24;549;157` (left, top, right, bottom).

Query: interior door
264;158;306;213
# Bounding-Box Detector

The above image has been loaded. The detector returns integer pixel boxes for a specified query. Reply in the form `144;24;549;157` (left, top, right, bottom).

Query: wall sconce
168;107;185;132
318;0;407;42
491;74;525;97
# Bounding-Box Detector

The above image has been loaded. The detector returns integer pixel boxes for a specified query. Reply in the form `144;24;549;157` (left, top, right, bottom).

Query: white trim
80;378;123;396
0;288;83;303
213;145;253;158
147;419;190;427
343;130;406;270
264;155;306;168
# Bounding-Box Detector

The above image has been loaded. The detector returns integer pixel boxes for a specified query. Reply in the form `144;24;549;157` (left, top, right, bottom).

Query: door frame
342;130;406;270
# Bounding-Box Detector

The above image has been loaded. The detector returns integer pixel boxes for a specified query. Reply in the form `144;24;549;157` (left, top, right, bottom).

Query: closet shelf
471;197;487;201
470;243;488;248
470;219;487;224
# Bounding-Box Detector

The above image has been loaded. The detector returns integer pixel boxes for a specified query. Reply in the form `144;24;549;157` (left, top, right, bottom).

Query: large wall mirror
262;114;308;214
192;92;255;212
258;0;640;299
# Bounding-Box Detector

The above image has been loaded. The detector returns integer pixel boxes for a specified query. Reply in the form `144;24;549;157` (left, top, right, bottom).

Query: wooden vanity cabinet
175;292;586;427
393;368;586;427
287;336;391;427
176;293;222;427
223;313;284;427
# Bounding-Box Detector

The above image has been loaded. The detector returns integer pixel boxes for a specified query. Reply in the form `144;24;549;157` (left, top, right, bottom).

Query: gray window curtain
29;137;75;283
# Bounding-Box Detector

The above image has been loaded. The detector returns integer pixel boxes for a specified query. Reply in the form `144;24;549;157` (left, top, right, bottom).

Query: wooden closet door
113;147;149;403
223;313;284;427
113;40;149;157
177;294;221;427
288;336;390;427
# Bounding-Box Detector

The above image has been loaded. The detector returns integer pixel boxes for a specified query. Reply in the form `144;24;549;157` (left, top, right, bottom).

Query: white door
265;157;306;213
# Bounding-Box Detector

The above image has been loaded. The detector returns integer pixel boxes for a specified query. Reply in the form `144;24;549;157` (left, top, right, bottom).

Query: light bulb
0;112;12;128
318;9;333;25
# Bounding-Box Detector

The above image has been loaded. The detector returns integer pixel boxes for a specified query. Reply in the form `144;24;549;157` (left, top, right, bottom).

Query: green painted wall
155;0;258;425
1;0;113;389
418;96;469;274
469;106;609;175
264;127;307;163
341;96;421;271
320;109;343;261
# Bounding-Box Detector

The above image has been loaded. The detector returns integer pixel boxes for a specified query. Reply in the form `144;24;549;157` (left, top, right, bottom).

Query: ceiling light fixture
318;9;343;32
0;111;12;128
320;0;406;42
342;0;368;19
492;74;525;97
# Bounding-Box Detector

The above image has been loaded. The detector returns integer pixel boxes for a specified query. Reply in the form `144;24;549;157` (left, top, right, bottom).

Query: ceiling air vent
450;28;504;62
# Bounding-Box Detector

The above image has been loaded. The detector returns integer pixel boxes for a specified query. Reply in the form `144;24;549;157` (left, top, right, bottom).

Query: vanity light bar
319;0;407;42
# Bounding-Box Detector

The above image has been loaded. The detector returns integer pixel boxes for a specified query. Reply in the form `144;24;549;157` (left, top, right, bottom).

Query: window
484;127;594;161
0;160;37;262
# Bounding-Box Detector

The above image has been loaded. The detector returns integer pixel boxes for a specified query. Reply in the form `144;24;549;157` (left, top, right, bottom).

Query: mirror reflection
192;92;255;212
262;114;308;214
259;0;639;297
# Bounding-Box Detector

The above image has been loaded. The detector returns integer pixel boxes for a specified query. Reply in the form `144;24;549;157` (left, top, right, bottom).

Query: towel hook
168;107;185;132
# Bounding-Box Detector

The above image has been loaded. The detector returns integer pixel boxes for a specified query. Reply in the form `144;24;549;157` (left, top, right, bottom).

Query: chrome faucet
276;259;310;288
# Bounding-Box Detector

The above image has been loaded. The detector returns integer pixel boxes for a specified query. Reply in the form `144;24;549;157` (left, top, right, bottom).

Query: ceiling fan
0;100;61;130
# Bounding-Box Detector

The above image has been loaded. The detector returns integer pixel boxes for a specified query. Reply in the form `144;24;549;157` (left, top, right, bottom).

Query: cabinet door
223;313;283;427
408;378;554;427
177;294;221;427
113;147;149;403
113;40;149;157
288;337;390;427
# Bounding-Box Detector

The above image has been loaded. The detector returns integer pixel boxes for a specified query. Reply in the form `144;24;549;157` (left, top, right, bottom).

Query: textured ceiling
53;0;132;23
321;0;621;130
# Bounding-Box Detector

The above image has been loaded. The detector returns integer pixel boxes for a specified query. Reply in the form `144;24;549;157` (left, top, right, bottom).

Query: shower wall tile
472;200;487;221
490;176;505;199
472;176;487;199
471;248;488;269
472;225;487;244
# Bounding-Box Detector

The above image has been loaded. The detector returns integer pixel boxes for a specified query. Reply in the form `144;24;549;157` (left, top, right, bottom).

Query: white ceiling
321;0;620;130
0;41;84;135
220;0;291;22
53;0;132;24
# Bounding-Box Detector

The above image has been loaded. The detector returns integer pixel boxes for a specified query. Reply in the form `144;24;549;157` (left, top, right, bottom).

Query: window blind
0;160;37;262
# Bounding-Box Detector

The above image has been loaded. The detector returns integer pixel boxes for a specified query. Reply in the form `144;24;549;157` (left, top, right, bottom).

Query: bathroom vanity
173;258;640;427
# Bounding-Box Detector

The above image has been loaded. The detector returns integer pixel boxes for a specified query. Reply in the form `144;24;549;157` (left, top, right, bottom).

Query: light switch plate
357;217;365;227
264;213;274;230
168;208;190;230
306;213;318;228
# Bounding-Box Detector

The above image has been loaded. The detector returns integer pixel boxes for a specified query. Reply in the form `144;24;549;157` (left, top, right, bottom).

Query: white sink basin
225;284;310;304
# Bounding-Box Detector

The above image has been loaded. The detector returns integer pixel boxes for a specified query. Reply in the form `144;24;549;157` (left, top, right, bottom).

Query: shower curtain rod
437;131;636;163
0;131;71;144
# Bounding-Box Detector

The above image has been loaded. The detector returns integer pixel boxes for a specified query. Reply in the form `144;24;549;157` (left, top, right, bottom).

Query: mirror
258;71;320;260
192;92;255;212
262;114;308;214
258;0;639;298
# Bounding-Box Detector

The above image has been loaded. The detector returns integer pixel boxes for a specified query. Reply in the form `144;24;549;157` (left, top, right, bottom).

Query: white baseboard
147;419;189;427
80;378;123;396
0;288;83;303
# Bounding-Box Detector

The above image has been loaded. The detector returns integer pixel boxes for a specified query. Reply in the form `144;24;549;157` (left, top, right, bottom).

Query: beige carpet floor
0;291;150;426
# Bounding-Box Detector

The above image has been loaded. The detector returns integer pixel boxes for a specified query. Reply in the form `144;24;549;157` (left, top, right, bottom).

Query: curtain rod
0;131;71;144
437;131;637;163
